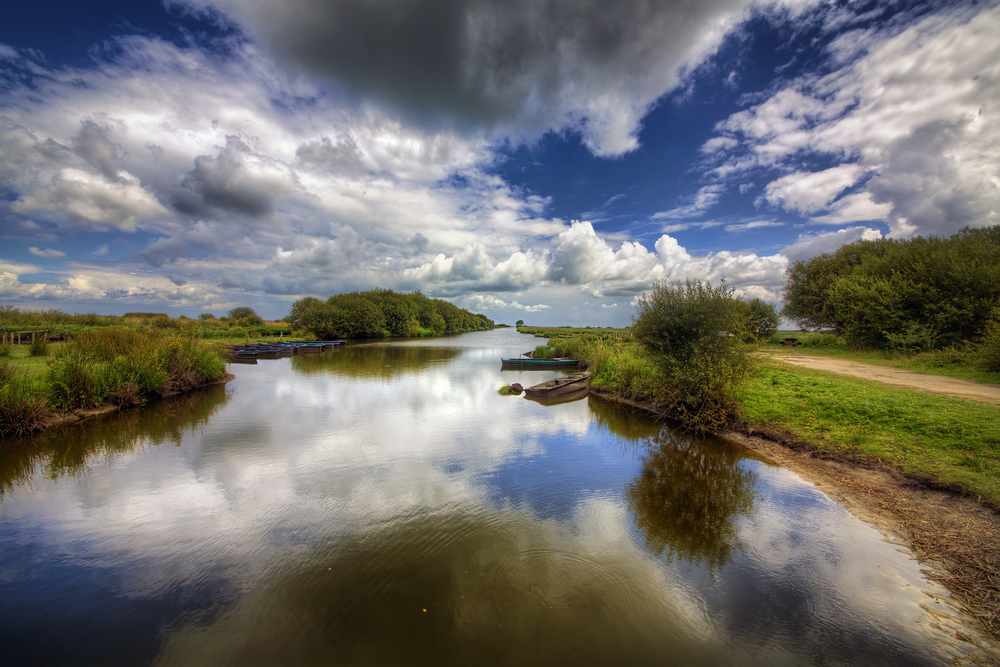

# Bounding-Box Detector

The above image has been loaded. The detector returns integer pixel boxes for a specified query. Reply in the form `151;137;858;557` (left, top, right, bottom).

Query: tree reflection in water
626;426;759;571
290;345;461;378
0;383;230;498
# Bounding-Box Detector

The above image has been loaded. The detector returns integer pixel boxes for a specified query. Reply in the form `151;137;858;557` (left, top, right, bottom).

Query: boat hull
523;373;590;398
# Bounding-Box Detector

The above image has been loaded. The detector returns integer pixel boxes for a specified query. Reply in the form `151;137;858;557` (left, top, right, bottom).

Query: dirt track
773;354;1000;406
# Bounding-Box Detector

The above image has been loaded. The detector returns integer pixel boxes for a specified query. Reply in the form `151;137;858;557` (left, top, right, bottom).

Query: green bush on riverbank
549;280;760;432
0;329;227;437
47;330;227;410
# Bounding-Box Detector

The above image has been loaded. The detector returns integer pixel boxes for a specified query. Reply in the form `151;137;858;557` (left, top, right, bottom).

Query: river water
0;329;995;665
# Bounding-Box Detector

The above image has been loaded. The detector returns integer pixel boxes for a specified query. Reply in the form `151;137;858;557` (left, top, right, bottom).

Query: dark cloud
295;133;369;177
173;136;297;218
204;0;762;154
73;120;125;182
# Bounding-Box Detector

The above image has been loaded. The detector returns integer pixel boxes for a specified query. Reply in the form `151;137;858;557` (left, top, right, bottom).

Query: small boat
523;373;590;398
501;357;580;368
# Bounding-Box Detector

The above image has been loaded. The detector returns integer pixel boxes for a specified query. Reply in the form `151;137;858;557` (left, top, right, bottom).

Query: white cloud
809;192;892;225
762;165;866;215
28;247;66;259
724;220;782;233
653;185;723;220
711;4;1000;238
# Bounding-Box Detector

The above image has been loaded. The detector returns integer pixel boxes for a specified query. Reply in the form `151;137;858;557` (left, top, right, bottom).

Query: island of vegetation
0;289;492;440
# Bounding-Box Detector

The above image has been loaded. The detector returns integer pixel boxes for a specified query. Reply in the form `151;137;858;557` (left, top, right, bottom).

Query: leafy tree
742;298;781;341
198;312;216;320
227;306;263;327
782;226;1000;349
516;319;524;327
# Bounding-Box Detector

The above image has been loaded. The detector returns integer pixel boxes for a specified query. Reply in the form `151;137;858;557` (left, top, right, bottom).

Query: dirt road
773;355;1000;406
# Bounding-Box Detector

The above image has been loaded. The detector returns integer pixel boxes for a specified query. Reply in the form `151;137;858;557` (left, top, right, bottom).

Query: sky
0;0;997;325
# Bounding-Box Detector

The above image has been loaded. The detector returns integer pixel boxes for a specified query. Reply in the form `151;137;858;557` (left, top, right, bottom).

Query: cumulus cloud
181;0;819;156
762;165;866;215
404;221;787;302
12;168;167;231
709;4;1000;237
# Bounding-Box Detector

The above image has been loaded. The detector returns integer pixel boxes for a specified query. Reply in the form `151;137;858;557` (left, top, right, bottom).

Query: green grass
517;325;627;338
739;362;1000;504
1;343;59;378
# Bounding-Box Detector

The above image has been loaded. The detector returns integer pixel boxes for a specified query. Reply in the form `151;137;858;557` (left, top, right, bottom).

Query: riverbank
589;363;1000;642
1;329;231;440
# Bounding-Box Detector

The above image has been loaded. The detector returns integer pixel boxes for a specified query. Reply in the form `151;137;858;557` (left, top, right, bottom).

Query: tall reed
0;361;48;437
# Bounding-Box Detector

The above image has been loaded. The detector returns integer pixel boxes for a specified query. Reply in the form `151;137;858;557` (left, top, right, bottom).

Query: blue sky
1;0;997;324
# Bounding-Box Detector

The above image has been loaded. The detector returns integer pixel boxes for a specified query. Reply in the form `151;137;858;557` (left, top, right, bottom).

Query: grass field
517;325;628;338
739;361;1000;505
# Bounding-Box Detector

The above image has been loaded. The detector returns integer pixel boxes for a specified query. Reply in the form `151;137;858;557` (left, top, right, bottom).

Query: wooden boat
523;373;590;398
500;357;580;368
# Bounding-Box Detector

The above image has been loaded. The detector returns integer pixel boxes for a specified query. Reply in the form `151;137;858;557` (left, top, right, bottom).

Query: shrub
630;279;757;431
29;336;49;357
979;311;1000;372
47;350;105;410
0;341;10;357
0;361;48;437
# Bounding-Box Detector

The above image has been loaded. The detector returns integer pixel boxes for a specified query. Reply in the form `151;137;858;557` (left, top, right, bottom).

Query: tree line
782;226;1000;355
286;289;494;339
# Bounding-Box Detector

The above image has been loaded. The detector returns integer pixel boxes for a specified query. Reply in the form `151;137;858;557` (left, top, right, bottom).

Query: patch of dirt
772;354;1000;406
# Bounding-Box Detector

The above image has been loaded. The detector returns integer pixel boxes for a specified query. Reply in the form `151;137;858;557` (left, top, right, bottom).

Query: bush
782;226;1000;350
0;361;48;437
29;336;49;357
979;311;1000;372
0;341;10;357
46;329;227;411
630;279;757;431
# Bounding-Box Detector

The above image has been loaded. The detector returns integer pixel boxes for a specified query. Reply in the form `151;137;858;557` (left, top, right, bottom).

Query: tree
782;226;1000;349
227;306;263;327
516;319;524;328
198;312;216;320
743;298;781;341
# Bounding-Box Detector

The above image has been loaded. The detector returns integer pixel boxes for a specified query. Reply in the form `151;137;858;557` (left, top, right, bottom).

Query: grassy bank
551;333;1000;505
1;328;229;439
739;362;1000;505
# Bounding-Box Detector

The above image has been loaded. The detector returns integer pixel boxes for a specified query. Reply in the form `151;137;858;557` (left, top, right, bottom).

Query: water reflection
0;384;229;498
587;395;662;442
290;344;461;378
154;504;721;666
626;428;758;570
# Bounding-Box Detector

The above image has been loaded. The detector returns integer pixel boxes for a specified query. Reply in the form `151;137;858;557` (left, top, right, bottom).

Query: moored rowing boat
523;372;590;398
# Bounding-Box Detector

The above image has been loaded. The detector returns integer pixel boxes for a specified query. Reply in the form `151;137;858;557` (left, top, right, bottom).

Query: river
0;329;995;665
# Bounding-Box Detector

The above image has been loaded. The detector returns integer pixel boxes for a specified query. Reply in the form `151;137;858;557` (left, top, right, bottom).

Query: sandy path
772;354;1000;406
